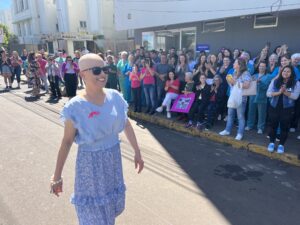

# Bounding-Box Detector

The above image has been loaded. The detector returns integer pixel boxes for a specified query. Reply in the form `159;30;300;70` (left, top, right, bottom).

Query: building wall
101;0;127;40
67;0;87;33
135;12;300;56
37;0;57;34
115;0;300;30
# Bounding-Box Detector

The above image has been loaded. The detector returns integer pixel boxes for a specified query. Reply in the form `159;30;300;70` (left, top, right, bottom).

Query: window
181;29;196;51
20;0;24;11
73;41;85;52
155;27;196;51
48;42;54;54
142;32;154;50
127;29;134;39
15;0;19;13
27;20;31;35
254;14;278;28
203;20;225;33
17;23;22;36
80;21;87;29
24;0;28;9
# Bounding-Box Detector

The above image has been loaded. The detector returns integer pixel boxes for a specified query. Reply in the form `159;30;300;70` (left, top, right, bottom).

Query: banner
170;93;195;113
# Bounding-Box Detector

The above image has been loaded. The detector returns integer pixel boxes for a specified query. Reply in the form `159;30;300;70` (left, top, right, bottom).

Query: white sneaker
223;116;228;122
167;112;171;119
289;128;296;132
156;106;163;113
235;134;243;140
217;115;222;121
219;130;230;136
297;136;300;140
257;129;263;134
245;127;251;131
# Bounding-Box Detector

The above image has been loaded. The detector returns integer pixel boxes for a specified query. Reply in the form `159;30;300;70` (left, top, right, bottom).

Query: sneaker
297;136;300;140
257;129;263;134
267;143;275;152
223;116;228;122
289;128;296;133
217;115;222;121
277;145;285;154
167;112;171;119
245;126;251;131
235;134;243;140
156;106;163;113
219;130;230;136
185;121;193;128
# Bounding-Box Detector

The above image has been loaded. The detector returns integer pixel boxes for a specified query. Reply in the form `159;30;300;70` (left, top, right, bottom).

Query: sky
0;0;11;10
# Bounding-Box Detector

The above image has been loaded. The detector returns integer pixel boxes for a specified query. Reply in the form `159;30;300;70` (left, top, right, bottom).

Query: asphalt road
0;92;299;225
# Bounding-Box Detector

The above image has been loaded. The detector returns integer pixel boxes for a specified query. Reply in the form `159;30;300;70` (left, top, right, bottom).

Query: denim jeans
247;96;267;130
11;65;21;84
156;78;165;106
225;97;247;135
143;84;156;112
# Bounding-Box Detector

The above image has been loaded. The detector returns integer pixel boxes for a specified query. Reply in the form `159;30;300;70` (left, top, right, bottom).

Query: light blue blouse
61;89;128;151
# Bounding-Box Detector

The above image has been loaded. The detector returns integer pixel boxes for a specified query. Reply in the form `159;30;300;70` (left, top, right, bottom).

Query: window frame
202;19;226;33
254;14;278;29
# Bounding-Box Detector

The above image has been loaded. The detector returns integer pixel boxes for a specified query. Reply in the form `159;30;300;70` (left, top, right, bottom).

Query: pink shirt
37;59;47;77
166;79;180;94
141;67;155;85
130;72;141;88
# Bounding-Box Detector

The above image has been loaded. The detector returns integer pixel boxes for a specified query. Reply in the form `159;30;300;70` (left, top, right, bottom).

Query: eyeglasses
82;66;109;75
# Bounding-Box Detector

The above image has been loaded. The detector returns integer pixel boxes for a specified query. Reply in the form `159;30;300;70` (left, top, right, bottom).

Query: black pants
188;100;209;123
48;76;61;98
207;102;217;127
64;73;77;97
268;106;294;145
132;87;141;112
291;98;300;129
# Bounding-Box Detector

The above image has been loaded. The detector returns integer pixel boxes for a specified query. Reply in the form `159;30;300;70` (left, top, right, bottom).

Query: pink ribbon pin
88;111;100;118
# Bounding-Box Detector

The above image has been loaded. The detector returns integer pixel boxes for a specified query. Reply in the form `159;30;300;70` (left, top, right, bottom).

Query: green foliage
0;23;10;45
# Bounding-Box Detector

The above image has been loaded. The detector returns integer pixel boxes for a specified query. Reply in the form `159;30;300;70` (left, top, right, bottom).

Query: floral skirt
72;143;125;225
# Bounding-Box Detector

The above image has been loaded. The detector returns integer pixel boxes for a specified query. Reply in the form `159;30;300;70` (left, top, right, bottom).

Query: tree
0;23;18;51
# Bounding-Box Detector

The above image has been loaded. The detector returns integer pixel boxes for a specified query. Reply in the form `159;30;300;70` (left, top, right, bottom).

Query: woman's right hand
50;176;63;197
134;152;144;174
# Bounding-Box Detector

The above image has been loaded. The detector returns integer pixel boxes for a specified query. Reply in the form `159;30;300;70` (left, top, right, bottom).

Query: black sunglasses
82;66;109;75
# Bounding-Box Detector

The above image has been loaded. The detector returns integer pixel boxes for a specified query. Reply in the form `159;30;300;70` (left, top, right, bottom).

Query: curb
128;111;300;167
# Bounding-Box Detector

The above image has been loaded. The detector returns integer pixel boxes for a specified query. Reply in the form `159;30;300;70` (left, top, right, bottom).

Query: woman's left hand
134;152;144;174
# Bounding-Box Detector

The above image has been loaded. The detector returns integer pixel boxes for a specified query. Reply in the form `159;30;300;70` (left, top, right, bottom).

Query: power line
115;2;300;14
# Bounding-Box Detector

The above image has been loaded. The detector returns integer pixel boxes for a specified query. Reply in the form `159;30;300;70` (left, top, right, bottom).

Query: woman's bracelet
50;177;63;186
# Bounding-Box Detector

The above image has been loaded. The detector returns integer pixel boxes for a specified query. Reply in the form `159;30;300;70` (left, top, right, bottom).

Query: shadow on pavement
135;119;300;225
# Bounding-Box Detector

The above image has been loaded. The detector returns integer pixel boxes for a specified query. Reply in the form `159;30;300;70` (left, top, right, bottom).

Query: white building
86;0;130;53
11;0;131;55
12;0;57;51
115;0;300;55
0;9;14;33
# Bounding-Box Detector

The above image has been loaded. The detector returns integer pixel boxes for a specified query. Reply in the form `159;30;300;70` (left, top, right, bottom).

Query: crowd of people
1;44;300;154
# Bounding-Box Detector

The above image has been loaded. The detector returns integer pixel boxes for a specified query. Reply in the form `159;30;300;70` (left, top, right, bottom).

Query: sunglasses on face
82;66;109;75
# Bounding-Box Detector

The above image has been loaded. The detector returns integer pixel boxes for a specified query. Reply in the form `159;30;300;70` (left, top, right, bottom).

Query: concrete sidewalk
128;110;300;167
1;75;299;167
